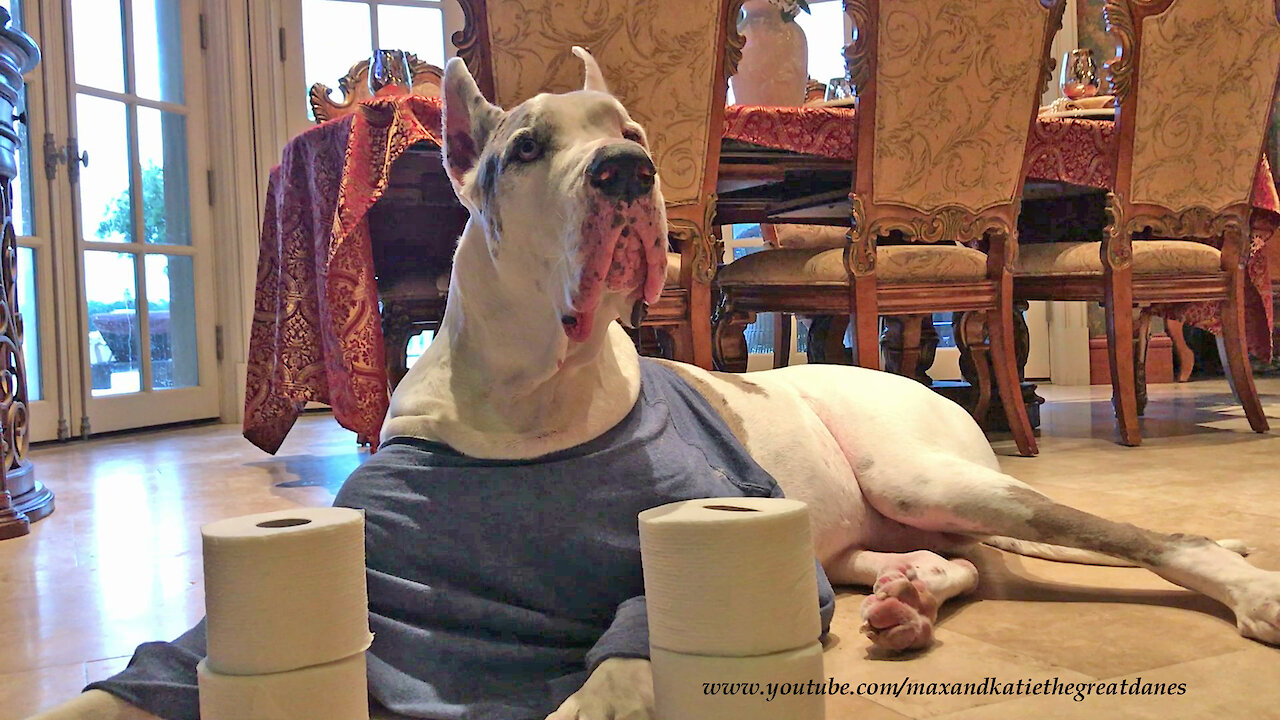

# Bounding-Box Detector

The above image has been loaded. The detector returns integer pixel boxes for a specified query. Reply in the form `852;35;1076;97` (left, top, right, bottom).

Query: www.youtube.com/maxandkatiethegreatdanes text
700;676;1189;703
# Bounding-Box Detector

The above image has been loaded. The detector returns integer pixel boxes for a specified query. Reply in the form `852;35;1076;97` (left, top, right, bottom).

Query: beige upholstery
766;224;848;250
1015;240;1221;276
871;0;1049;212
665;252;681;287
718;245;990;286
1129;1;1280;211
482;2;724;204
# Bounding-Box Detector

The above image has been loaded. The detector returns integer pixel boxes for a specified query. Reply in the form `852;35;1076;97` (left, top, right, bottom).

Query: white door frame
44;0;221;435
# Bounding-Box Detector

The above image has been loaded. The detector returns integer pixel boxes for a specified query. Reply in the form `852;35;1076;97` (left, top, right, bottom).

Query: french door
14;0;218;440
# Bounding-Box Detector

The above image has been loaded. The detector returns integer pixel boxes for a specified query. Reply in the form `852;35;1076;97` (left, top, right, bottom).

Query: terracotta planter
731;0;808;107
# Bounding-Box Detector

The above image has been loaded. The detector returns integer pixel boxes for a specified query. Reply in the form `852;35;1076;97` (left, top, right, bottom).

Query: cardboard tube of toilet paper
197;653;370;720
202;507;373;675
639;497;820;656
651;643;825;720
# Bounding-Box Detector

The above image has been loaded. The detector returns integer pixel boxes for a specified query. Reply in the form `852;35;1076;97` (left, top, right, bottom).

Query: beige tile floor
2;378;1279;719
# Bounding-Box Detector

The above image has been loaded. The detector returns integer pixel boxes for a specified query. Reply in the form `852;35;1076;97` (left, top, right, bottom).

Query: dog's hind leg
826;547;979;652
854;455;1280;646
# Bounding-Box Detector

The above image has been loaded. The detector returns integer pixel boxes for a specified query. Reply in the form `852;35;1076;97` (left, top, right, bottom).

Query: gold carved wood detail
869;0;1053;213
1102;192;1132;270
1038;0;1069;97
844;0;872;95
847;194;875;276
724;0;747;79
668;196;720;285
847;196;1015;277
1102;0;1136;104
309;54;444;123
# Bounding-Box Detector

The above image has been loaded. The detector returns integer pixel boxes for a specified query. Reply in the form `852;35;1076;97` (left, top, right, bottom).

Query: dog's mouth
562;196;665;342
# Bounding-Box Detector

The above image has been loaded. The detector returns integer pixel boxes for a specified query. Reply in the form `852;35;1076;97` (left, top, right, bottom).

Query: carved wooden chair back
845;0;1066;273
309;54;445;123
453;0;746;368
1104;0;1280;256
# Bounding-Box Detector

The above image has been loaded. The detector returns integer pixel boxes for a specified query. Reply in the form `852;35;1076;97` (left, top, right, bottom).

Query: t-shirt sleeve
816;559;835;639
583;595;649;672
82;620;207;720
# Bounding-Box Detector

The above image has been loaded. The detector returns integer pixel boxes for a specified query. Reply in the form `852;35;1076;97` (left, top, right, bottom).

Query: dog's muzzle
586;145;655;203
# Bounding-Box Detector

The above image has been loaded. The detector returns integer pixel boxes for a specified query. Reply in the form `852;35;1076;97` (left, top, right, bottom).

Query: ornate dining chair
309;55;455;393
451;0;744;369
1014;0;1280;445
309;53;444;122
714;0;1067;456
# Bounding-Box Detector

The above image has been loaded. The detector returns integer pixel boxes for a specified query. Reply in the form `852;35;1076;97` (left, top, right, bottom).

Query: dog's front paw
546;657;654;720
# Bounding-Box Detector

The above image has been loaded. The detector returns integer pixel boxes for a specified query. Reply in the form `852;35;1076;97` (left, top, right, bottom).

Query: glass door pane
136;108;190;245
85;250;140;396
76;95;133;243
144;254;197;389
376;4;445;66
70;0;126;92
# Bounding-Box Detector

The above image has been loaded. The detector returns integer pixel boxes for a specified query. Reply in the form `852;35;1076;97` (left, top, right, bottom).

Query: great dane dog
34;50;1279;720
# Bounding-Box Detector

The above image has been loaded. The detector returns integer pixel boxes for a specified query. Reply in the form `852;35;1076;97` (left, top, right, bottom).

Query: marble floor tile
4;378;1279;720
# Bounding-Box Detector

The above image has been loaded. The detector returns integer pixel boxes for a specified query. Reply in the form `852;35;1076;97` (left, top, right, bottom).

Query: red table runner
244;98;1280;452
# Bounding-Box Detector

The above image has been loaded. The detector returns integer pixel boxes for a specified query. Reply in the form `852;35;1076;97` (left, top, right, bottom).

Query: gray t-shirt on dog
86;359;835;720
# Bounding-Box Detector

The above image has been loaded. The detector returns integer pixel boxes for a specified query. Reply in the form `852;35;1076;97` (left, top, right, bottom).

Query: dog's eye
514;136;542;162
623;128;644;145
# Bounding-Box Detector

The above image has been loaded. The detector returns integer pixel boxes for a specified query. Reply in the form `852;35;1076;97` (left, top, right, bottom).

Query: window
301;0;449;116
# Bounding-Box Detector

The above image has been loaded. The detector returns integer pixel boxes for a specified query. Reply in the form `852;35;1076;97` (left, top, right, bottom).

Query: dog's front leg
23;691;163;720
547;658;654;720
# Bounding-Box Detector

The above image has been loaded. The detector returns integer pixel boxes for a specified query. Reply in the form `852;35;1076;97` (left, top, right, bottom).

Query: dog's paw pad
860;572;940;652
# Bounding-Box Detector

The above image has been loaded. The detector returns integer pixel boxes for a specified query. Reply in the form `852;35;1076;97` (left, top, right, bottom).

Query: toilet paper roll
202;507;373;675
651;643;825;720
639;497;819;656
197;653;370;720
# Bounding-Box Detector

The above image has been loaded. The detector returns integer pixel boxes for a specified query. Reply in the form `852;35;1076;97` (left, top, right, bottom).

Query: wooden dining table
241;94;1280;453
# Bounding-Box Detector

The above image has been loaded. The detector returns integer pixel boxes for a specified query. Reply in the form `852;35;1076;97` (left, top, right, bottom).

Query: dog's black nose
587;145;655;202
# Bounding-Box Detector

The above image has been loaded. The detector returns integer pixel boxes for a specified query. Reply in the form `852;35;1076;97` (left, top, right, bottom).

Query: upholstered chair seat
379;273;450;301
1015;241;1221;277
665;252;682;288
765;224;848;250
718;245;990;287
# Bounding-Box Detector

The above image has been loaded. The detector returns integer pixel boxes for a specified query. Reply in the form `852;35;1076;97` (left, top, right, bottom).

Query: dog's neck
382;219;642;459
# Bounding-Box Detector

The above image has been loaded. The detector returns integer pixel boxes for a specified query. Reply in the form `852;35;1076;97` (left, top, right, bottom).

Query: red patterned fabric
723;104;857;160
722;104;1280;360
243;95;443;453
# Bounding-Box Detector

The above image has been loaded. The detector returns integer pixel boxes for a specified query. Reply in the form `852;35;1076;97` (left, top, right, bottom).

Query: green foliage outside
92;163;170;315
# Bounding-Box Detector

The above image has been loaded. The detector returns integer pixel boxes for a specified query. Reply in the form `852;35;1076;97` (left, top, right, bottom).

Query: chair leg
1134;309;1152;417
711;293;749;373
850;275;880;369
1166;318;1195;382
666;324;696;365
1104;265;1141;446
1218;275;1269;433
773;313;792;369
689;277;714;370
881;315;924;382
956;311;993;427
987;305;1038;456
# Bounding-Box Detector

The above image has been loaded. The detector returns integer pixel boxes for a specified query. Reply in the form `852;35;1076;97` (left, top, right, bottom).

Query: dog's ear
442;57;502;193
572;46;609;94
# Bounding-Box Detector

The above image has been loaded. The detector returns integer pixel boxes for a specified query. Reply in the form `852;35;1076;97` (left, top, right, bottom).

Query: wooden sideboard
0;8;48;540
